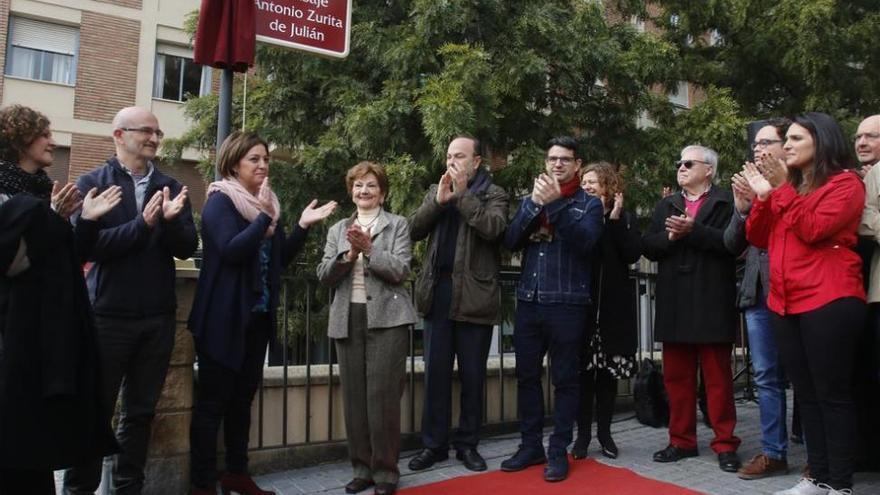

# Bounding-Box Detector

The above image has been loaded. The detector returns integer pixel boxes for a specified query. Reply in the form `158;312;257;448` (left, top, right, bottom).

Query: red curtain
193;0;256;72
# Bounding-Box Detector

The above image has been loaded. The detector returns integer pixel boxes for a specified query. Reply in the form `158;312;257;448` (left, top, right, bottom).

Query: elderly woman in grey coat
317;161;417;495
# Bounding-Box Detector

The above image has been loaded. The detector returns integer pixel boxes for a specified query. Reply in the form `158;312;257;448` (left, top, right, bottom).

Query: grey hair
681;144;718;178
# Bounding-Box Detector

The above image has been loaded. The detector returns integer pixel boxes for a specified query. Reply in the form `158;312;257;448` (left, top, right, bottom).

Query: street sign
254;0;352;58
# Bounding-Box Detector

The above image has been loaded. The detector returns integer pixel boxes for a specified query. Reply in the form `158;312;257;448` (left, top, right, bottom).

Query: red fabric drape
193;0;256;72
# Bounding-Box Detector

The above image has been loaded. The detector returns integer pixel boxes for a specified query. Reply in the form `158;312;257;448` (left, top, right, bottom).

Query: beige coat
317;209;418;338
859;160;880;302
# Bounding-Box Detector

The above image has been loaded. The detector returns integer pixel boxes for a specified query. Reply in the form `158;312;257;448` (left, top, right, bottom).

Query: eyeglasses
754;139;783;148
675;159;709;169
546;156;575;165
120;127;165;139
855;132;880;142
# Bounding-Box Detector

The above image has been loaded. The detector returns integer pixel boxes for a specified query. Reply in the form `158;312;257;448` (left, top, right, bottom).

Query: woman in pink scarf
188;131;336;495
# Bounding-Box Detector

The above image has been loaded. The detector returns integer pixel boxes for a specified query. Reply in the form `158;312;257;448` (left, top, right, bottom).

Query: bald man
63;107;197;494
855;114;880;473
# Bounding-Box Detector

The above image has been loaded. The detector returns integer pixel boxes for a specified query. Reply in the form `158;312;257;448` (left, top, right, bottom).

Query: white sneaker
773;478;830;495
823;487;853;495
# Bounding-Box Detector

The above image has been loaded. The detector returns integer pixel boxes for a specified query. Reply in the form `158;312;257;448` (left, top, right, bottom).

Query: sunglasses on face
675;159;708;169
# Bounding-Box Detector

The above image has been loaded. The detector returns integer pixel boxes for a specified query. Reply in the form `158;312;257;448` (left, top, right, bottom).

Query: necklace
356;212;379;228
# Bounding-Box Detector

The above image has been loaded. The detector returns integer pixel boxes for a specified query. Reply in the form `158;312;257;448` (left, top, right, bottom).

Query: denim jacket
503;189;604;305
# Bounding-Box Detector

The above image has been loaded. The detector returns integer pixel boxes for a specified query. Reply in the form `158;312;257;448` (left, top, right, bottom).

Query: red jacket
746;171;866;315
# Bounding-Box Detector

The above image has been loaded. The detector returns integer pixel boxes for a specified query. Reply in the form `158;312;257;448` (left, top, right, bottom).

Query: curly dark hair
0;105;51;163
581;161;622;204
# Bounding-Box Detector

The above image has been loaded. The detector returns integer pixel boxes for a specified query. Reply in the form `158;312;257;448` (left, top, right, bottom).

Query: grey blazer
317;209;418;339
723;208;770;309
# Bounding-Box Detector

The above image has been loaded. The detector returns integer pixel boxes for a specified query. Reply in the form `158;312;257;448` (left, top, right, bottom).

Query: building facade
0;0;208;208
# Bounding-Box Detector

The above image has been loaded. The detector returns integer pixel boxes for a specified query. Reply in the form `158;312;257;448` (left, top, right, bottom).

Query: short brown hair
345;161;388;197
216;131;269;179
0;105;51;163
581;161;622;203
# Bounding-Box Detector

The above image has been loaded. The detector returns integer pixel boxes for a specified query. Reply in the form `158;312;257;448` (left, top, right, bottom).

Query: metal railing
246;264;751;451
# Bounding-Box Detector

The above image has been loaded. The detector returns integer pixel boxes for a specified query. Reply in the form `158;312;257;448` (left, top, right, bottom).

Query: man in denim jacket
500;136;603;482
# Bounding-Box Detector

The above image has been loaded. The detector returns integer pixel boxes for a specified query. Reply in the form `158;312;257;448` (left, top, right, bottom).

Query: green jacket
409;179;509;325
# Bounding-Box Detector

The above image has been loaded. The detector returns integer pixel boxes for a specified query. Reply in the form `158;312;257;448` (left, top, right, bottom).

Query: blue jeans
513;302;587;456
745;290;788;460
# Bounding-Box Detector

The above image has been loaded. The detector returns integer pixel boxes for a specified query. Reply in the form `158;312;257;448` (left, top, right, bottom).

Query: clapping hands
51;182;82;219
81;186;122;220
299;199;338;228
531;173;562;206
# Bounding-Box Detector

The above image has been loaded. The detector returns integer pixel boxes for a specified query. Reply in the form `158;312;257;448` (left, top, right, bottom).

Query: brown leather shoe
737;453;789;480
345;478;374;494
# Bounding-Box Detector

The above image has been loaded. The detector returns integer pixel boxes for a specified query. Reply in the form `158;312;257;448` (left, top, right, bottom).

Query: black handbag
633;358;669;428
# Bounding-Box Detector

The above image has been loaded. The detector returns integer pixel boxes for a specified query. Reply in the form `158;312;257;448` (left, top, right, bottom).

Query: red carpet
399;458;703;495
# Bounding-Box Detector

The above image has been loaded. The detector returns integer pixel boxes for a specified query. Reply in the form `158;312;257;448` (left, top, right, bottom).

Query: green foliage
628;0;880;119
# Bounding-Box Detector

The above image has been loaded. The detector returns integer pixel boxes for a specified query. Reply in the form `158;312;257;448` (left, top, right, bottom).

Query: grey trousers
335;303;408;484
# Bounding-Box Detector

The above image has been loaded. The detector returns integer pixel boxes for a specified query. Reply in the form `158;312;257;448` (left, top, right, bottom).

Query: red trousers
663;343;741;453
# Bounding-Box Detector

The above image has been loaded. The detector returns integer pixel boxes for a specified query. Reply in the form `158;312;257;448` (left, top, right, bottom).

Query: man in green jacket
407;135;508;472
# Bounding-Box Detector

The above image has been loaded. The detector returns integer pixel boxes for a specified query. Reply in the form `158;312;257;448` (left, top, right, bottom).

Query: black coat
587;210;642;355
0;194;116;470
642;187;738;344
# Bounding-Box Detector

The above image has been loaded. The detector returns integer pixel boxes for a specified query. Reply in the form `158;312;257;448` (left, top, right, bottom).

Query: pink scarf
207;178;280;237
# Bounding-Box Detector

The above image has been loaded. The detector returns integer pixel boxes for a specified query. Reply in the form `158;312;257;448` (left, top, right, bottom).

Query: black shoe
345;478;374;494
571;435;590;460
455;448;487;472
597;432;618;459
407;448;448;471
718;451;741;473
543;453;569;482
500;445;546;472
653;445;699;463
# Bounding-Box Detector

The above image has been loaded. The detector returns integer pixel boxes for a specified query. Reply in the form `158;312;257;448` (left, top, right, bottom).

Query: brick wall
73;12;140;123
96;0;142;9
69;133;115;180
0;0;9;103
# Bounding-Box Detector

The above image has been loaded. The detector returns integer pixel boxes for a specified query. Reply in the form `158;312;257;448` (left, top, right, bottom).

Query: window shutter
11;17;78;55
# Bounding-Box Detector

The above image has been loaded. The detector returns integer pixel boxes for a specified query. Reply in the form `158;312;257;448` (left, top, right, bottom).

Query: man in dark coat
407;136;509;472
642;145;742;473
64;107;198;494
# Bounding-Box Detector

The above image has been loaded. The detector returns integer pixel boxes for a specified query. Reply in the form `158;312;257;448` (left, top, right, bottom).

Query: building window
152;49;211;102
5;16;78;85
668;81;690;108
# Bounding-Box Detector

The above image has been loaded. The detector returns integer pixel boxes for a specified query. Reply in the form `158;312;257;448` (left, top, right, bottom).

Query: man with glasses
724;120;795;481
64;107;197;494
501;137;603;482
856;114;880;473
407;135;509;473
643;145;742;473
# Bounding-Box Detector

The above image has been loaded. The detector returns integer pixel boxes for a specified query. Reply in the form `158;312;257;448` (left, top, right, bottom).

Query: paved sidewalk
254;399;880;495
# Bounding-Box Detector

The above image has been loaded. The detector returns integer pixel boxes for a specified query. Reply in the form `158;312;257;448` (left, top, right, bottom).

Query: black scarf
0;160;53;199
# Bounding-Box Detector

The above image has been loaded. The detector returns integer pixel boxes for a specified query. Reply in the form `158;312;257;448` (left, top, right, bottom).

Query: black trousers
420;277;493;452
190;313;270;489
576;368;616;440
63;314;175;495
0;468;54;494
771;297;864;490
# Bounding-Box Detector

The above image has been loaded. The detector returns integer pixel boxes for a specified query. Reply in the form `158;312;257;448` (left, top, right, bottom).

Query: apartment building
0;0;209;208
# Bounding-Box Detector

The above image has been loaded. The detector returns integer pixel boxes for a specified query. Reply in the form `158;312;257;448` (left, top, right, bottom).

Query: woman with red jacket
744;112;865;495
